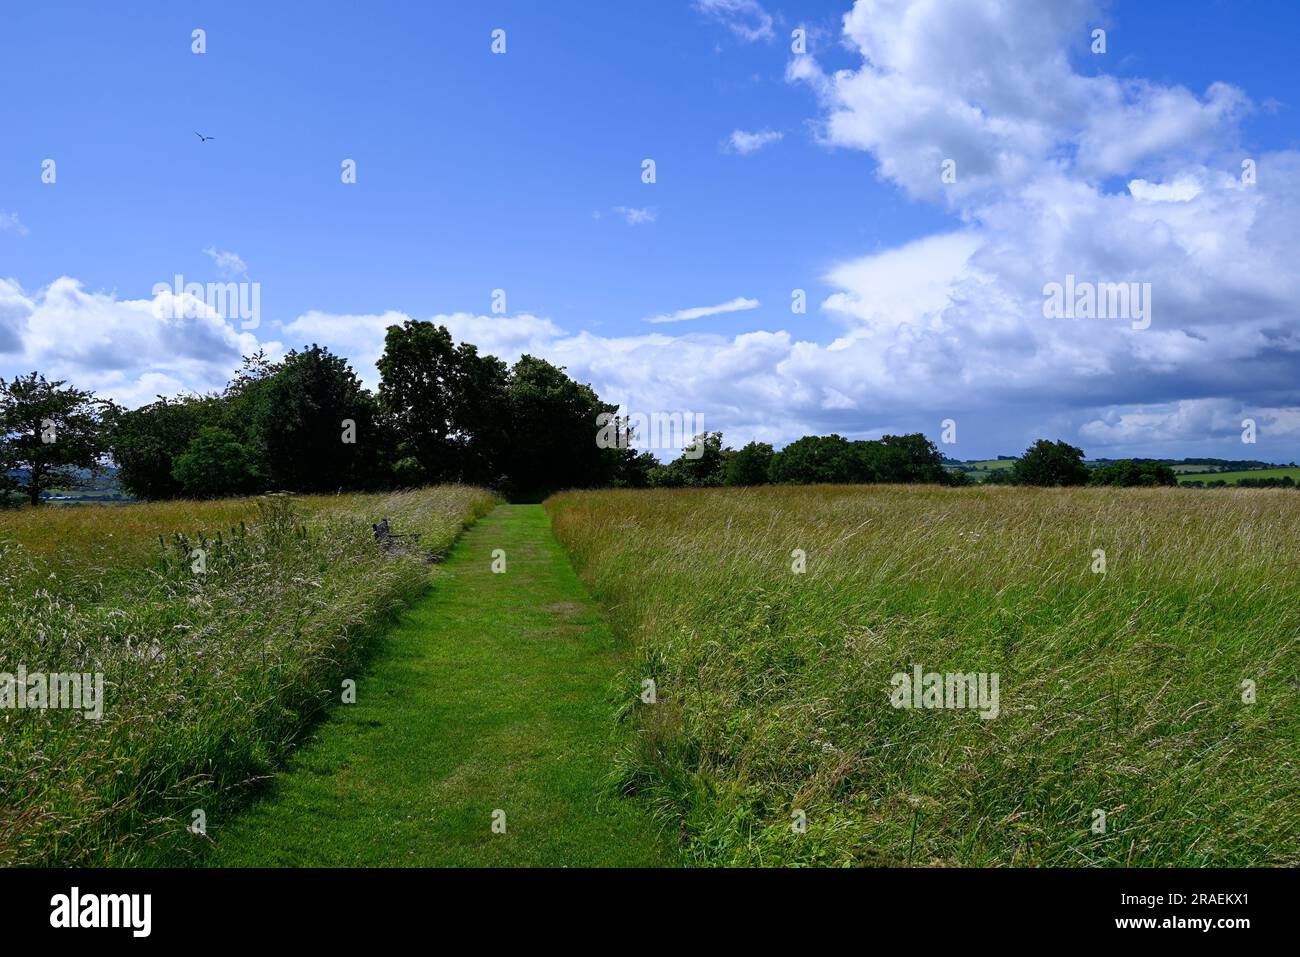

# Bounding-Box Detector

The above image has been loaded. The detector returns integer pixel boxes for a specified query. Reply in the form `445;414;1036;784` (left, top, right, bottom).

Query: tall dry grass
0;486;495;865
548;484;1299;866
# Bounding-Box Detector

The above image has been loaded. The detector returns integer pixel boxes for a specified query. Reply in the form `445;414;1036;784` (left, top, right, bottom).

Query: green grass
1177;466;1300;485
548;484;1299;867
207;504;672;867
12;483;1294;868
0;486;496;865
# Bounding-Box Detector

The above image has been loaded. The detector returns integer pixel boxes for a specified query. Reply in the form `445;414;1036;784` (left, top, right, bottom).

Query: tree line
0;320;1241;505
2;321;627;505
633;431;963;488
1182;475;1296;489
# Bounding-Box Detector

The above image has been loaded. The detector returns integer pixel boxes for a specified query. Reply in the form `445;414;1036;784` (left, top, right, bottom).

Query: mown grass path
208;504;671;867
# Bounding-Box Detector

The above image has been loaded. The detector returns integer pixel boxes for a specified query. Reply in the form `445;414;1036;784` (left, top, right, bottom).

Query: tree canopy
1011;439;1090;487
725;441;774;486
0;372;109;506
1088;460;1177;487
377;321;508;486
504;355;620;499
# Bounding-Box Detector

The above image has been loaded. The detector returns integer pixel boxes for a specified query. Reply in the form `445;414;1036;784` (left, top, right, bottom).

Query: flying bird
194;132;215;142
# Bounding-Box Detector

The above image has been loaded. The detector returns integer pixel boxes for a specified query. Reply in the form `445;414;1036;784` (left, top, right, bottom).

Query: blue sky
3;1;1300;462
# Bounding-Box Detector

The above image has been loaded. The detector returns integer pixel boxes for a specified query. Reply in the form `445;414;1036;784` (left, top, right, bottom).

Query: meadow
1177;466;1300;485
0;486;495;866
548;484;1299;867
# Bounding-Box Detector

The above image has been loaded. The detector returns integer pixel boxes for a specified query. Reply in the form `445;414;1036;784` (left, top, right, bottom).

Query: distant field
950;458;1017;473
946;459;1017;482
949;459;1296;483
549;485;1299;867
1178;467;1300;485
0;486;496;865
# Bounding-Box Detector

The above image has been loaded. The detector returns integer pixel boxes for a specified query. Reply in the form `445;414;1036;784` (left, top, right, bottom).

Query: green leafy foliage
106;395;221;500
0;372;109;506
648;431;728;488
766;432;954;485
1011;439;1089;486
1089;459;1178;487
377;321;509;486
171;427;260;498
725;441;774;486
504;354;620;498
251;346;385;493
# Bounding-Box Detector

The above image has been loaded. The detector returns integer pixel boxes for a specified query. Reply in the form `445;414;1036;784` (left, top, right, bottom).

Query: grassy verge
208;504;672;866
547;484;1299;867
0;486;495;865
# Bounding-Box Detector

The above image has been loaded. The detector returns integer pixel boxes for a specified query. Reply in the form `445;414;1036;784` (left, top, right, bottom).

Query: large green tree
861;433;950;484
0;372;109;506
765;432;957;486
768;434;863;484
505;355;619;498
170;426;261;498
377;320;509;485
251;346;385;493
1012;439;1090;486
1088;459;1176;487
725;441;774;486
